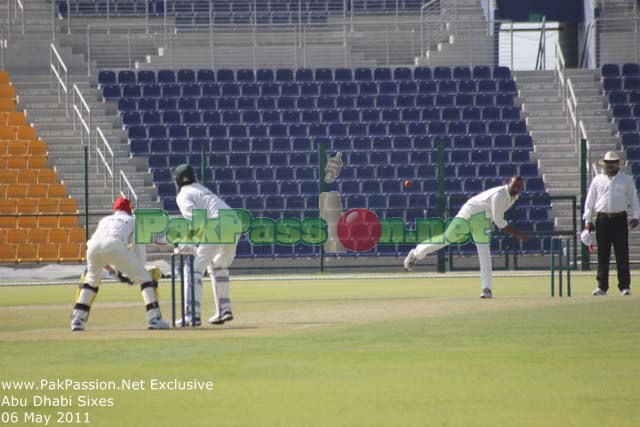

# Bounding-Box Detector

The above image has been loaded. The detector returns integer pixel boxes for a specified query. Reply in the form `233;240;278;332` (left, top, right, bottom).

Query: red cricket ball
404;180;412;188
336;208;382;252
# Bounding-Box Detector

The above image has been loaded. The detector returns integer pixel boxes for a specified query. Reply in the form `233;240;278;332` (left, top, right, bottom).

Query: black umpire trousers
595;212;631;291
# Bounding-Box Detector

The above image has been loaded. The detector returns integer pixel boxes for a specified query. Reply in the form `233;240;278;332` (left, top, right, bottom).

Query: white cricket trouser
183;242;237;317
84;238;151;287
414;206;493;290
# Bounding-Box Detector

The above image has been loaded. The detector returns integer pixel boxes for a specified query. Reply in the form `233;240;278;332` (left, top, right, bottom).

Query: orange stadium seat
49;228;69;243
7;112;26;126
38;215;58;229
0;169;16;184
17;126;36;140
7;156;27;169
6;184;27;198
17;217;37;228
0;186;5;198
16;243;37;263
27;228;48;244
37;169;57;184
59;216;78;228
0;217;16;228
17;169;38;185
27;184;47;198
0;71;10;85
0;199;16;228
7;141;26;155
28;156;46;169
59;243;81;262
0;244;16;263
69;227;85;243
28;140;47;156
0;157;6;168
47;184;67;198
38;198;58;213
38;243;59;263
7;228;26;244
0;126;16;139
79;244;86;261
48;228;68;243
0;140;7;154
17;198;37;213
16;199;38;228
0;84;16;99
0;229;5;242
0;199;16;213
58;198;78;213
0;99;14;112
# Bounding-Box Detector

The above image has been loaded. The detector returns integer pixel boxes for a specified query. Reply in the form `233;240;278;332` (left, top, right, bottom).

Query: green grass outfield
0;274;639;427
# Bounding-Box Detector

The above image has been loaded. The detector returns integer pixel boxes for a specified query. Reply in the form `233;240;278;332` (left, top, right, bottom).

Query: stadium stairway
12;73;160;220
597;0;640;65
517;69;619;231
415;2;493;68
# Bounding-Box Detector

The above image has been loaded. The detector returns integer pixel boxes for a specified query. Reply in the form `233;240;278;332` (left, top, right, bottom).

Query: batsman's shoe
592;288;607;296
480;288;493;299
174;315;202;327
70;317;86;331
403;250;417;271
208;311;233;325
148;317;170;330
621;288;632;296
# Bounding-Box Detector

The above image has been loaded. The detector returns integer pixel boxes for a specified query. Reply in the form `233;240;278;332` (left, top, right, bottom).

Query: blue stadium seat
622;63;640;76
493;66;511;79
601;64;620;78
473;65;491;79
434;66;452;80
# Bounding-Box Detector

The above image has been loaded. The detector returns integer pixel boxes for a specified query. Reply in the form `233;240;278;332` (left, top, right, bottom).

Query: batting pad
320;191;347;253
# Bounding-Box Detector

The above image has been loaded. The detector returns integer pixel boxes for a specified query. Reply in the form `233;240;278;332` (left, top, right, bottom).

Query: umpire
583;151;640;296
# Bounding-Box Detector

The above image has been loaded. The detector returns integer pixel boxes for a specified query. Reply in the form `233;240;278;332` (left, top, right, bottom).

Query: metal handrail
50;44;69;116
566;79;578;139
95;127;115;198
119;170;138;206
14;0;24;34
579;22;593;68
579;120;595;178
72;84;91;150
535;16;546;70
0;25;5;69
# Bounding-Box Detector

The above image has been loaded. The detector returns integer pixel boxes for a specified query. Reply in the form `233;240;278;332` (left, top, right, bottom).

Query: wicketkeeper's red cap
114;197;132;214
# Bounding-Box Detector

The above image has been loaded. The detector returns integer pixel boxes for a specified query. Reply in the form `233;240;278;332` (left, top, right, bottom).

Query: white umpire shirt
583;172;640;221
177;183;232;220
460;185;519;229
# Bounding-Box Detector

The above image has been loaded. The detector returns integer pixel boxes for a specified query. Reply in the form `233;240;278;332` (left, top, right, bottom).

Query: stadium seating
0;71;84;264
603;63;640;189
101;65;550;258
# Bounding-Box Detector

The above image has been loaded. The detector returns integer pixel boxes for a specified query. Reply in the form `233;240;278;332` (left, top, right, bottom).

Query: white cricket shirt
461;185;519;229
583;172;640;221
90;210;135;244
177;183;232;220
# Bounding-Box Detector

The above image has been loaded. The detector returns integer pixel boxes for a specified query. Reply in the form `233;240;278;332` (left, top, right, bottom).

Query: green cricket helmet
173;164;197;188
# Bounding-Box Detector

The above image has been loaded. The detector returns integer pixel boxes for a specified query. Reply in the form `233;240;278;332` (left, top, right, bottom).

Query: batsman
173;164;238;327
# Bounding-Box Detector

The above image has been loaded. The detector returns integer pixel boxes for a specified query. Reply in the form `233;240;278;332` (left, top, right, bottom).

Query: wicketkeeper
173;164;237;326
70;197;169;331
